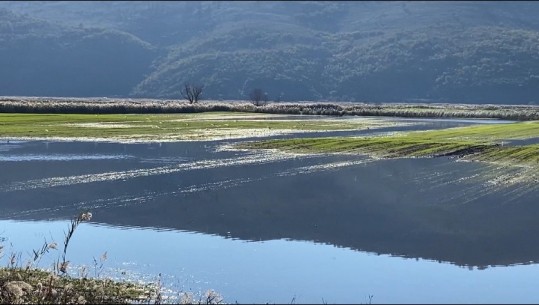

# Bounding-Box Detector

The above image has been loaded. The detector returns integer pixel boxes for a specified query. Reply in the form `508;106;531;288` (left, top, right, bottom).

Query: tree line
182;82;269;106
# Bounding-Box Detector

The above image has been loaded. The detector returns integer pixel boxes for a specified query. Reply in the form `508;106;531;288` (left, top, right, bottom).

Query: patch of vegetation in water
473;145;539;164
241;121;539;167
409;120;539;142
0;112;403;141
242;136;486;158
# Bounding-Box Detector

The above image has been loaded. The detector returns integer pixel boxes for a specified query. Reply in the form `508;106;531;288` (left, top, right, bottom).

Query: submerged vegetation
241;121;539;168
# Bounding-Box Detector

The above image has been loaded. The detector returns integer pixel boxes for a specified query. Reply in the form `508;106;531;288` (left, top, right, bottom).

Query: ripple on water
0;154;133;162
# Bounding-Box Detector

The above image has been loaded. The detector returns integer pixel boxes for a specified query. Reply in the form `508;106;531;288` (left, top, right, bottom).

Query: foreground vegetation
0;212;162;304
241;120;539;167
0;268;155;304
0;212;225;304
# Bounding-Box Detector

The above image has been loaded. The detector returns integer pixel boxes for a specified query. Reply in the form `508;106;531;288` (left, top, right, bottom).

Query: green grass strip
241;121;539;167
0;113;398;141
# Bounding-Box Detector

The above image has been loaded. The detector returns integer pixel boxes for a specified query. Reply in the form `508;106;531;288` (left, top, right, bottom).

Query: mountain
1;1;539;104
0;8;158;97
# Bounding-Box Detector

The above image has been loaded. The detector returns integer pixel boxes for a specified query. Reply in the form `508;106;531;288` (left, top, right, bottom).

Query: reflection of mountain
1;140;539;268
90;160;539;269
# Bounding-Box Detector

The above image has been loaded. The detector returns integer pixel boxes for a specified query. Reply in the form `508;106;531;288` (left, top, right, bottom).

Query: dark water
1;117;538;304
506;137;539;146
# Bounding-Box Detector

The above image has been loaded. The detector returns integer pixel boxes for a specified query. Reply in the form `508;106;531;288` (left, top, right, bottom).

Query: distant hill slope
1;2;539;104
0;9;157;97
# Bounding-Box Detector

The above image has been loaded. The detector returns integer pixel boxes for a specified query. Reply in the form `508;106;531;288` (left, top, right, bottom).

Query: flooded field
1;116;538;303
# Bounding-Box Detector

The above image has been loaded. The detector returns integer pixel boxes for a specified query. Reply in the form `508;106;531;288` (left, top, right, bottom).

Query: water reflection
0;118;537;271
6;219;539;304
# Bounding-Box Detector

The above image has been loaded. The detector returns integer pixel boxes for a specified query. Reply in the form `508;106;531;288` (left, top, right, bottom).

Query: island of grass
240;120;539;168
0;112;408;142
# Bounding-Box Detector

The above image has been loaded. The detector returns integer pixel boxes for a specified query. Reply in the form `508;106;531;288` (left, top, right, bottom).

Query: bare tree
249;88;268;106
181;83;204;104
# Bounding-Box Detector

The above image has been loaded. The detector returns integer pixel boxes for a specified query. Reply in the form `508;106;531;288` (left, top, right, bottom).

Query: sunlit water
1;117;538;304
3;220;539;304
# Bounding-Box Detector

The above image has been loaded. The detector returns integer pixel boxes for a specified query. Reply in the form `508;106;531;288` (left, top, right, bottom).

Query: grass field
0;112;405;142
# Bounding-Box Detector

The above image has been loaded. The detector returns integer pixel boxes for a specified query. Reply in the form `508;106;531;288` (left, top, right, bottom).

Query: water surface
0;117;537;303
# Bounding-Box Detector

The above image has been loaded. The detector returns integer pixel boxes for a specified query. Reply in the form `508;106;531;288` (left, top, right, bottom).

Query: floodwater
1;117;538;304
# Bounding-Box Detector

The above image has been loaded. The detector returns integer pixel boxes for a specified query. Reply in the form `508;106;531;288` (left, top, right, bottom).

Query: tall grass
0;212;161;304
1;96;538;120
0;211;226;304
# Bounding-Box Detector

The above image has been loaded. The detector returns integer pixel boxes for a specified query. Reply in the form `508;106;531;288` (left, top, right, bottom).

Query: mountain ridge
1;1;539;104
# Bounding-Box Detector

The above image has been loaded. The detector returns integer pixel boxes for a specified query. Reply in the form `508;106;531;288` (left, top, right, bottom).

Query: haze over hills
1;1;539;104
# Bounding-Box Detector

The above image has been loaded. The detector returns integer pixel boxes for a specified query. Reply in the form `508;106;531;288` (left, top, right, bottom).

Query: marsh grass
0;112;399;142
241;120;539;167
1;97;538;120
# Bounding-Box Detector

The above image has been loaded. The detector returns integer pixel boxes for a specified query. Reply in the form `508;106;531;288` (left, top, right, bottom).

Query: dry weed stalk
59;211;92;275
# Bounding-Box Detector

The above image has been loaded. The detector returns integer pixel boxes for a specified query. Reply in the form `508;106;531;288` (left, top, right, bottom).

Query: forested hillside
1;1;539;104
0;9;157;97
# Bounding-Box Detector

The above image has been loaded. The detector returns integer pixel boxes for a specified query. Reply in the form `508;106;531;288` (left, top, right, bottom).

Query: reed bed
1;97;539;121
